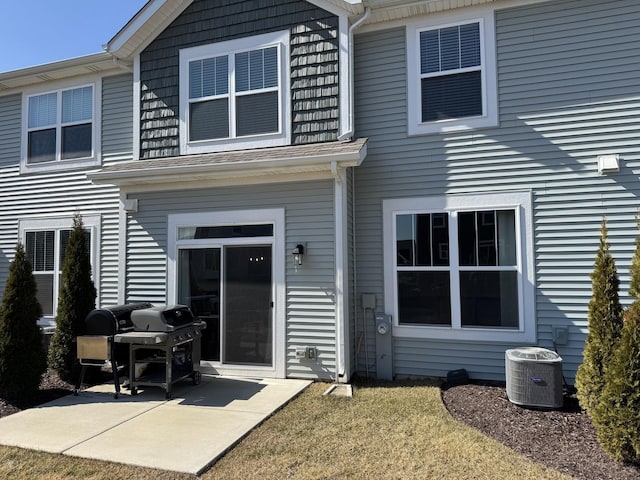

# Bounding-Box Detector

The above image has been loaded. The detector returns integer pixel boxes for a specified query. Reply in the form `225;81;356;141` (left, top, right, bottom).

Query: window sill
408;114;498;136
181;133;290;156
20;156;100;174
393;323;536;344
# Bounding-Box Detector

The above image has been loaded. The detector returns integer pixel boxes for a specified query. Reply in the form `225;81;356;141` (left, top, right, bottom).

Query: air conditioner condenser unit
505;347;563;409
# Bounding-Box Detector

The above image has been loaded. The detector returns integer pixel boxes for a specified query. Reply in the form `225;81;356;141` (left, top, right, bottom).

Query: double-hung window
180;31;290;154
384;192;535;343
22;80;100;172
407;9;497;135
19;217;99;325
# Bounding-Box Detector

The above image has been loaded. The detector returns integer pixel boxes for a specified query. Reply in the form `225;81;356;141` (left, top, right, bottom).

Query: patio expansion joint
60;399;170;454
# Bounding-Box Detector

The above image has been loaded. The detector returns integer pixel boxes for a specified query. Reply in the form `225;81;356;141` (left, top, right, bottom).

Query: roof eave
0;52;120;92
105;0;194;61
89;142;367;190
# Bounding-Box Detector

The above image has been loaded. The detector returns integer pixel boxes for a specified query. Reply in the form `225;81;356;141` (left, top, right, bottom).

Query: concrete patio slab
0;390;164;453
0;375;311;475
66;403;265;474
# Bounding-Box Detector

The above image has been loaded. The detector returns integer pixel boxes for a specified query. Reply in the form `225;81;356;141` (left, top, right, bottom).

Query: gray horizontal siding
353;0;640;383
127;180;336;380
0;94;20;167
102;73;134;163
139;0;339;159
0;74;134;310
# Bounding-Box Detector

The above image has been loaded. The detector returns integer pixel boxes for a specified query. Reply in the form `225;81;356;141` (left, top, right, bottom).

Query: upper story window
407;10;497;135
21;78;101;173
180;31;291;155
383;191;535;343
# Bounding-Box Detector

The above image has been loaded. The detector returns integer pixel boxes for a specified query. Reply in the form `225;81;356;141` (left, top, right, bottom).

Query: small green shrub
592;300;640;463
575;218;623;414
47;214;96;382
0;243;47;400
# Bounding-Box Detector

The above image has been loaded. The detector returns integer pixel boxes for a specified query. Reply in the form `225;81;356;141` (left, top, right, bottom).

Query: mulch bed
442;382;640;480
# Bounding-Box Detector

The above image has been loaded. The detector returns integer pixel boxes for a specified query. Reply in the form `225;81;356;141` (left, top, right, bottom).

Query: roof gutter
337;7;371;142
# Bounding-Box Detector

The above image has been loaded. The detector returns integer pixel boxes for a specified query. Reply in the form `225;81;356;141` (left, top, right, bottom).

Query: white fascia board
107;0;358;60
105;0;194;59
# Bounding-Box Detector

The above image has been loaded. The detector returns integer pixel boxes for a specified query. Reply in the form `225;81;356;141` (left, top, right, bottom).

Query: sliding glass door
177;243;273;366
224;245;272;365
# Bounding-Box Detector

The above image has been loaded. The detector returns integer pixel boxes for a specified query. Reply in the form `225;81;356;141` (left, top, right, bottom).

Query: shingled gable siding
0;74;133;309
353;0;640;383
139;0;339;159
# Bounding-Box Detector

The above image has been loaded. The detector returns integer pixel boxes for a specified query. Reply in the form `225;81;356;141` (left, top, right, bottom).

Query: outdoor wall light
292;244;305;266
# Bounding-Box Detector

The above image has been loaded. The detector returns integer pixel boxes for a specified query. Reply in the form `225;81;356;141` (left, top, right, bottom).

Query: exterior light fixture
292;244;305;266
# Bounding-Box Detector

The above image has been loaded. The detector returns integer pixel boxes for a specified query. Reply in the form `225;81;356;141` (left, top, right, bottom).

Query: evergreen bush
0;243;47;400
575;218;623;414
47;214;96;382
592;300;640;463
591;216;640;463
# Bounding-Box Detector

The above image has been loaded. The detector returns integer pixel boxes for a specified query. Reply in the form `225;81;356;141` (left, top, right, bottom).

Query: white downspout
331;7;371;386
337;7;371;142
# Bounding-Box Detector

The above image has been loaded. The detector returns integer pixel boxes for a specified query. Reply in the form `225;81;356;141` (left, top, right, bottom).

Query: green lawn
0;381;572;479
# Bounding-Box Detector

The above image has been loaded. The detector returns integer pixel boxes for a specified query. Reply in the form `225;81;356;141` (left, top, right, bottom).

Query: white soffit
0;53;118;92
361;0;498;24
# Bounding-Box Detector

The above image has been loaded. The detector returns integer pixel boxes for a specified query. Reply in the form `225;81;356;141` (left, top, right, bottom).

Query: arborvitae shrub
575;218;623;414
629;219;640;298
48;214;96;382
0;243;47;400
592;300;640;463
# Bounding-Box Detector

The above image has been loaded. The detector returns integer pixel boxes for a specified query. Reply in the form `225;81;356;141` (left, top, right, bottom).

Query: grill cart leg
110;342;120;399
74;365;87;396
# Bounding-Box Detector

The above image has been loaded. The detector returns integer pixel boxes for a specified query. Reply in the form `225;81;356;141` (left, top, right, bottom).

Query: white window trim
20;76;102;174
406;8;498;136
18;215;101;326
179;30;291;155
383;191;535;343
167;208;286;378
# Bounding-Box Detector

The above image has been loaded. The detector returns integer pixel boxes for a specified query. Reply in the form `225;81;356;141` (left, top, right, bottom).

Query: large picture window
407;10;497;135
384;192;535;343
180;31;290;154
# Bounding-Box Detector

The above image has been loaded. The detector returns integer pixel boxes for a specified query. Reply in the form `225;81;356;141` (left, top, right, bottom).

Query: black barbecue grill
115;305;204;399
76;303;204;399
75;302;153;398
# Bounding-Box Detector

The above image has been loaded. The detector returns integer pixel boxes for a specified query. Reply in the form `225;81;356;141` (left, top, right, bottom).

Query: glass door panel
223;245;273;365
178;248;221;361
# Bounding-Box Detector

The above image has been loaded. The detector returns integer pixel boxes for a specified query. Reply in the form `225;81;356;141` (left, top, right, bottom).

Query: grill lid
130;305;195;332
85;302;153;336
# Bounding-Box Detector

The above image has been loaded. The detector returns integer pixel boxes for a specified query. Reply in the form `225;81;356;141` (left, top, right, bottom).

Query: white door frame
167;208;286;378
